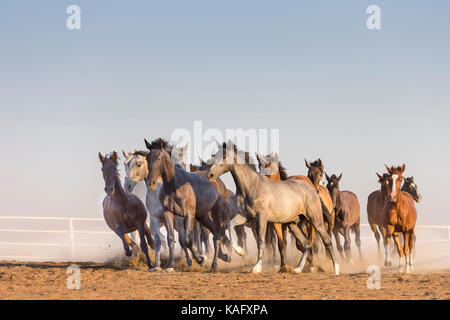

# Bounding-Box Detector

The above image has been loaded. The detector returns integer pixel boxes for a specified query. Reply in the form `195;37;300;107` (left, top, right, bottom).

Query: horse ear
337;173;343;182
385;164;393;174
214;139;221;149
111;151;118;163
273;153;279;163
376;172;382;180
305;159;311;169
325;173;330;181
189;164;194;171
410;176;414;182
183;143;189;152
122;150;129;158
255;153;263;164
144;138;152;150
317;158;322;167
401;163;406;174
98;152;105;163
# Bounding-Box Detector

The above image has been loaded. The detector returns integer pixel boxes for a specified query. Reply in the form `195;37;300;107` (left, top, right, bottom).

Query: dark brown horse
402;177;422;203
325;173;362;262
382;164;417;273
367;173;390;255
145;138;231;272
99;151;153;270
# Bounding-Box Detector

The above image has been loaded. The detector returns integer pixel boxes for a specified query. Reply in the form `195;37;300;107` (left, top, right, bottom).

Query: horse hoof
251;264;262;274
233;245;245;257
164;268;175;273
278;266;288;273
210;265;218;273
220;254;231;263
309;266;318;273
125;249;132;257
406;267;412;274
199;256;208;267
149;267;161;272
293;267;303;274
334;264;340;276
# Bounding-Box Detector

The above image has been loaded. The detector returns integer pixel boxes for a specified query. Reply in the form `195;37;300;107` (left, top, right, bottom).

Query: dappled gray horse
144;138;231;272
123;146;200;271
99;151;153;270
207;141;340;275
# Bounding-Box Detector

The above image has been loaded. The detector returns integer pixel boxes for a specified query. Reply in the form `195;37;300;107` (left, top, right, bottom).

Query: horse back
340;191;360;225
367;190;385;225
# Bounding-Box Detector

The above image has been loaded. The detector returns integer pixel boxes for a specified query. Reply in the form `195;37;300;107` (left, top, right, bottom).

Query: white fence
0;216;449;262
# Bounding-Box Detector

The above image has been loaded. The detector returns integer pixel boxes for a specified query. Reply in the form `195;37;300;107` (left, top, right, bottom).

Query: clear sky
0;1;449;225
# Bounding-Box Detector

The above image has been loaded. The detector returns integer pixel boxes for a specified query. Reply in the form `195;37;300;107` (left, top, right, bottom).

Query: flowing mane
223;142;257;171
278;161;288;180
145;138;174;154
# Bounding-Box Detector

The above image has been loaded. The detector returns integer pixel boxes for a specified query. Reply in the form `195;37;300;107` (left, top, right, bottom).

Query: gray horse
144;138;231;272
207;141;340;275
123;147;201;271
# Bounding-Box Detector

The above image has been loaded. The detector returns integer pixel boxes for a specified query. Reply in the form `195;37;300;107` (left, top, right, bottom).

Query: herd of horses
98;138;421;275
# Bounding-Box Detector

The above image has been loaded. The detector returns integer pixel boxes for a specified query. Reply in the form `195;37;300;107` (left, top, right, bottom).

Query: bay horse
383;164;417;273
367;173;390;255
189;161;250;256
402;177;422;203
123;147;203;271
99;151;153;270
145;138;231;272
207;141;339;275
325;173;362;262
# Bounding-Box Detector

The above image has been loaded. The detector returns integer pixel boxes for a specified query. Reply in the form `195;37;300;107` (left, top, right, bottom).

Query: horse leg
403;231;412;273
228;214;249;256
201;227;211;256
392;232;405;273
184;213;206;267
287;222;311;273
354;223;362;261
408;229;415;272
333;228;344;259
137;223;152;270
383;226;394;267
266;223;277;263
163;210;176;272
235;225;247;255
273;223;288;272
252;213;267;274
174;217;193;268
149;217;162;271
370;223;381;256
343;226;353;263
309;216;340;276
194;222;203;256
115;225;132;257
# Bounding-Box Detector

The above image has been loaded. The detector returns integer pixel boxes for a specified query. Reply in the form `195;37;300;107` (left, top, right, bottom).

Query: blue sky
0;1;449;225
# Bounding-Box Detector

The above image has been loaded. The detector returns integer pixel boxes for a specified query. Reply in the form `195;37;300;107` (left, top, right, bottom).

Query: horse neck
230;164;262;197
111;174;128;206
160;158;178;190
266;171;282;181
380;184;388;199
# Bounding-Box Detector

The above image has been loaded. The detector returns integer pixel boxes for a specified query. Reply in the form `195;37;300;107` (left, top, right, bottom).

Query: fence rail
0;216;449;262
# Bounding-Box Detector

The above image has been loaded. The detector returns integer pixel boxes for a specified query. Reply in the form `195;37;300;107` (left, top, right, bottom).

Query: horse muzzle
105;186;115;195
416;194;422;203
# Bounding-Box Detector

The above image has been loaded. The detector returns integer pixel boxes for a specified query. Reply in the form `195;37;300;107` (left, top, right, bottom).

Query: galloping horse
207;141;339;275
367;173;390;255
145;138;231;272
190;161;250;256
383;164;417;273
325;173;362;262
123;147;203;271
256;153;332;272
99;151;153;270
402;177;422;203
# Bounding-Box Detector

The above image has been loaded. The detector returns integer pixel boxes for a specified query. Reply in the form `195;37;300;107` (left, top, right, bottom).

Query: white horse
123;144;199;271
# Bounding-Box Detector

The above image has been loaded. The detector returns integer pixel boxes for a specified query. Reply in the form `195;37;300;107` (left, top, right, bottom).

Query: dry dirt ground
0;257;449;300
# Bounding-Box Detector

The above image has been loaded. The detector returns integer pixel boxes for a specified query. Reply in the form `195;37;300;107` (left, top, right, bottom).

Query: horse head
305;158;324;189
99;151;119;196
122;149;148;192
402;176;422;203
385;164;406;203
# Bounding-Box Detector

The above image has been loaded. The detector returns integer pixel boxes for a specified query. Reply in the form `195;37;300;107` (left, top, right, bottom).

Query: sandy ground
0;255;449;300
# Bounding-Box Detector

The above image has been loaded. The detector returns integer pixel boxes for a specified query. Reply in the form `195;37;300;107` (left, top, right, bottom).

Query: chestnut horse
99;151;153;270
325;173;362;262
367;173;390;255
383;164;417;273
